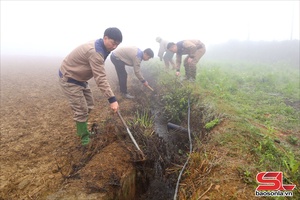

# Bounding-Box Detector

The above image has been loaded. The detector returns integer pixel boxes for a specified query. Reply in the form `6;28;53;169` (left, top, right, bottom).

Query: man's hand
143;81;149;87
187;57;193;64
176;71;180;76
110;101;119;112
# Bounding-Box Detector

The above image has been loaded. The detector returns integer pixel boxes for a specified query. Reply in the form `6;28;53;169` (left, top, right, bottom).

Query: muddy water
135;116;174;199
134;97;190;200
128;65;191;200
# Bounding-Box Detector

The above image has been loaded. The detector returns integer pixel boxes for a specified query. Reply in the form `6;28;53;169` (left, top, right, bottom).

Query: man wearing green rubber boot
58;27;122;146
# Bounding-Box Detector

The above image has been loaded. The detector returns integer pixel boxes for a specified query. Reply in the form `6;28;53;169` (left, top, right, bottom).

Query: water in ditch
134;100;190;200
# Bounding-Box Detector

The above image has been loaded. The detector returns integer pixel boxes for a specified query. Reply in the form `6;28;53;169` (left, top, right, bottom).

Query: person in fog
58;27;123;146
110;46;154;99
167;39;206;81
156;37;175;70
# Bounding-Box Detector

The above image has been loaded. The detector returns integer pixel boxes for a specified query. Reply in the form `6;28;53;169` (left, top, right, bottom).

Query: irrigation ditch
128;84;191;200
122;72;214;200
49;68;218;200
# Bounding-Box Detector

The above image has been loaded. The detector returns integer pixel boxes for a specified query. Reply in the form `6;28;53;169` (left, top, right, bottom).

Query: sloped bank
44;86;186;200
45;66;208;200
127;76;197;200
45;122;138;200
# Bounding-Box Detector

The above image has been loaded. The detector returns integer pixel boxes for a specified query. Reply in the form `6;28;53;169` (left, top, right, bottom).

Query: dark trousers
110;54;128;94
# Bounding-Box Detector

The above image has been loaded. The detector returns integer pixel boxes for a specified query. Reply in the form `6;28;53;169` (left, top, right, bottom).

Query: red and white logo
255;172;296;197
256;172;296;191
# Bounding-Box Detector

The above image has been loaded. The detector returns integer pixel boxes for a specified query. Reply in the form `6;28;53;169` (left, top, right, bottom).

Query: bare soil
0;56;160;200
2;55;298;200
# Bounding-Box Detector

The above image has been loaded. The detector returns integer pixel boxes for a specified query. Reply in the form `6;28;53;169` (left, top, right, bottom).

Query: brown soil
3;55;297;200
0;56;158;200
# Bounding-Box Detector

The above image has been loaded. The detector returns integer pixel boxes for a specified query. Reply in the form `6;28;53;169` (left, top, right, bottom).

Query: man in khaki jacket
167;40;206;81
156;37;175;70
58;27;122;146
110;46;154;99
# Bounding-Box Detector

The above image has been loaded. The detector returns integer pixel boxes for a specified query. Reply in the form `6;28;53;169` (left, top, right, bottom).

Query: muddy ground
0;56;180;200
2;55;299;200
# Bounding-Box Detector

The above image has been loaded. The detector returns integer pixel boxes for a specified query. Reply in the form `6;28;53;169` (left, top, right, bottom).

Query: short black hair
104;27;123;43
167;42;176;49
144;48;154;58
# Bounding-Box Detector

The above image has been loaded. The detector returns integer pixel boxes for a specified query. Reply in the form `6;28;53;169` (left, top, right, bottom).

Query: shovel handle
117;110;128;129
117;110;142;151
147;85;154;91
117;110;146;160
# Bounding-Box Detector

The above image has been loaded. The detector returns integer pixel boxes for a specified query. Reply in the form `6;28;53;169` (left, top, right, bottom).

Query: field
1;40;299;200
0;56;151;199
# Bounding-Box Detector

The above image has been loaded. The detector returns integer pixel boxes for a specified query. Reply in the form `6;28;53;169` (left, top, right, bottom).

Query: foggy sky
1;1;299;57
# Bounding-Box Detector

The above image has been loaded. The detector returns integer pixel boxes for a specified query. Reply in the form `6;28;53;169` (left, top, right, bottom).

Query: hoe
117;110;146;162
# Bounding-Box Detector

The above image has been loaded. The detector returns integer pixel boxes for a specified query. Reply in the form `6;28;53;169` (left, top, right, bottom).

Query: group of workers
58;27;206;146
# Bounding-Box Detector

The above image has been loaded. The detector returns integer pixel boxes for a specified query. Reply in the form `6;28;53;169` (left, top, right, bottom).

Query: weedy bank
140;57;299;199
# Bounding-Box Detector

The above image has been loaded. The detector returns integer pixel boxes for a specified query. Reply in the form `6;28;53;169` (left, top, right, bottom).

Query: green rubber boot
76;121;91;146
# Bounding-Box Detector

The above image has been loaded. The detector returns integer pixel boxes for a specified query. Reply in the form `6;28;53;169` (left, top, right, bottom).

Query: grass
130;109;154;137
145;57;300;199
204;118;220;130
198;62;299;131
132;109;153;129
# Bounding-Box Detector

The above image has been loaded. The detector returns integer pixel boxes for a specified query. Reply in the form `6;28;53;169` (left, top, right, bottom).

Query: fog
1;1;299;57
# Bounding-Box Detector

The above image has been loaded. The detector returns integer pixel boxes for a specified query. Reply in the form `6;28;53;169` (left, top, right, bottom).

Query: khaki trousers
183;47;206;79
58;76;94;122
163;51;175;69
